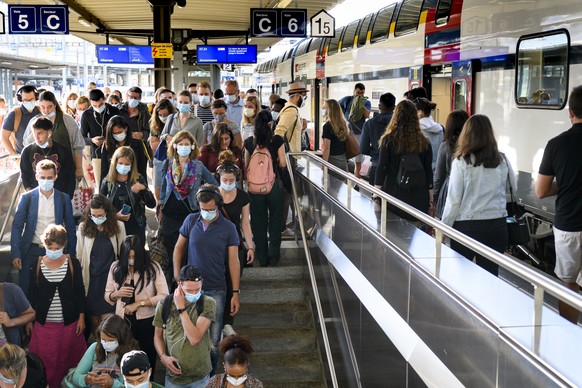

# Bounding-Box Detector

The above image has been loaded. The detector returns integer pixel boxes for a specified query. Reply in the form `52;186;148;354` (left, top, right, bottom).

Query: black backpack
160;294;205;328
22;352;47;388
396;153;425;190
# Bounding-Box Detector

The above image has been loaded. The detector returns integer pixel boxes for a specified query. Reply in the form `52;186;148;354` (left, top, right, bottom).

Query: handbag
72;178;93;217
345;131;360;160
504;156;530;246
149;228;168;268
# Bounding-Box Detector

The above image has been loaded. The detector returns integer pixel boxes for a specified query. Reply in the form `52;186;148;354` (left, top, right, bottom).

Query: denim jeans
164;374;209;388
203;290;226;376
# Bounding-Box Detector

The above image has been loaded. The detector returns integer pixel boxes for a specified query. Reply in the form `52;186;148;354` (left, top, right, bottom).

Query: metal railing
292;151;582;337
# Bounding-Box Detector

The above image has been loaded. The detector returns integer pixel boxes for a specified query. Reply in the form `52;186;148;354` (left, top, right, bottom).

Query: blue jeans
203;290;225;376
20;245;46;298
164;374;209;388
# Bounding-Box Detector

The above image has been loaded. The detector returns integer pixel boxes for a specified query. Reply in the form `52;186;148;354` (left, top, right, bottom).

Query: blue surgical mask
214;113;225;122
0;372;15;385
321;108;326;117
199;95;210;105
37;138;50;149
184;290;201;304
45;111;56;119
200;209;217;221
125;373;150;388
191;94;199;104
227;94;237;103
94;104;106;114
91;215;107;225
176;145;192;157
177;103;190;113
113;131;127;142
38;178;54;192
128;99;139;109
101;339;119;353
271;111;279;121
23;101;36;111
116;164;131;175
46;248;63;260
221;181;236;192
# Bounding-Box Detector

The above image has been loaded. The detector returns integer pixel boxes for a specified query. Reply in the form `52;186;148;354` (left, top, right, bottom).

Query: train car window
357;14;374;47
395;0;424;37
327;28;344;56
341;21;360;52
285;48;295;61
370;4;396;44
436;0;453;25
308;38;322;53
454;80;466;111
516;30;569;109
296;39;311;56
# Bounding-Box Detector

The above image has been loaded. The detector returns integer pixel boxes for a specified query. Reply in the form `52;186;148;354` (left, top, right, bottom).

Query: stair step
234;303;313;327
241;287;308;304
242;265;307;281
250;351;324;383
235;326;317;352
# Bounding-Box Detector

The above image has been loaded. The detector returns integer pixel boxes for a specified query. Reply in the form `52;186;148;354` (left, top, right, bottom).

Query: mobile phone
172;360;181;370
121;204;131;215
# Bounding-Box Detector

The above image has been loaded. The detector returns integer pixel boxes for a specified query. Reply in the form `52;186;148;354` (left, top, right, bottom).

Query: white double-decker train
254;0;582;267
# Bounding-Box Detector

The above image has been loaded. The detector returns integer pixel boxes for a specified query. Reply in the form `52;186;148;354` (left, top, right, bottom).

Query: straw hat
286;81;308;95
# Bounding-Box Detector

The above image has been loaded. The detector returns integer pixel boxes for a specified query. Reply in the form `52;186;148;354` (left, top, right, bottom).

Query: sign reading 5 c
9;5;69;34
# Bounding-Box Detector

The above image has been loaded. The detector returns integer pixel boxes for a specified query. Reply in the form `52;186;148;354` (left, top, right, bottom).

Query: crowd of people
0;76;579;385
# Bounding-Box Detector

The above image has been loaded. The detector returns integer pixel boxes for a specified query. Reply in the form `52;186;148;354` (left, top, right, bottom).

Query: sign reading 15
310;9;335;38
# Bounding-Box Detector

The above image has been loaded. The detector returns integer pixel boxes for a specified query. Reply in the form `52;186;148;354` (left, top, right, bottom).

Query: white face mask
67;100;76;109
191;94;199;104
226;375;248;386
159;115;168;124
243;108;255;118
227;94;237;103
125;372;150;388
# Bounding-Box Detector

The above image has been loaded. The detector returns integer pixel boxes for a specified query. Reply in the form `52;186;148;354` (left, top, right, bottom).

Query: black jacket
100;174;156;228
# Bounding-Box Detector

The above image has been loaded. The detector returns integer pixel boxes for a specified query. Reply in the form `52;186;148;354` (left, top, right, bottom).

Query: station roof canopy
2;0;342;53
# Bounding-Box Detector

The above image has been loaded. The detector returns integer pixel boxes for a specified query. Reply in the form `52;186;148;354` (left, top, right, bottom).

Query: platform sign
310;9;335;38
250;8;307;38
8;5;69;34
151;42;173;59
97;45;154;64
197;45;257;64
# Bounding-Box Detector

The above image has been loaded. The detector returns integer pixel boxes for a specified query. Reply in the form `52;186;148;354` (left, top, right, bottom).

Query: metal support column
149;1;173;90
210;64;221;93
173;49;185;92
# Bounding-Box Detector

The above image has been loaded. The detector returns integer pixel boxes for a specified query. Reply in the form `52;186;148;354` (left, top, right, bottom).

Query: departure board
196;45;257;64
97;45;154;64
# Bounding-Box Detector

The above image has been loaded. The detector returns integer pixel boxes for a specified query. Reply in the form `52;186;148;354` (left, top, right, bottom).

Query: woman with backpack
441;114;516;276
433;110;469;219
244;110;286;267
321;99;349;174
105;235;168;375
198;123;245;178
374;100;433;222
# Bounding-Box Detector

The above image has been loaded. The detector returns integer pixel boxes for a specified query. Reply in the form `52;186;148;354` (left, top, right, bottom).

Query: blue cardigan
11;188;77;260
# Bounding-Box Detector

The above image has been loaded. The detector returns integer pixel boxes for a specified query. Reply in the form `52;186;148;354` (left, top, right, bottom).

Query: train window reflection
371;5;396;44
516;30;569;109
341;21;360;52
454;80;466;111
436;0;453;25
395;0;424;37
357;14;374;47
327;28;343;56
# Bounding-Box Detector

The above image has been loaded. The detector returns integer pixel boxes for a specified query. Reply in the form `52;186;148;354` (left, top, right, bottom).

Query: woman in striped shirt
29;223;87;388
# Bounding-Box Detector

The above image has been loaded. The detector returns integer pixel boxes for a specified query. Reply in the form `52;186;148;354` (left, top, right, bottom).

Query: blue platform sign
196;45;257;65
8;5;69;34
97;45;154;65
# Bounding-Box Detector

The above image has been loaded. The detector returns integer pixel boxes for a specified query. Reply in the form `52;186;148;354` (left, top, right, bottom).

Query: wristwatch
177;307;187;314
140;300;145;307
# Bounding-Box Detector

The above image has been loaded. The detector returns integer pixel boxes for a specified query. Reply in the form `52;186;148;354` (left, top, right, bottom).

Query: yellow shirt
274;102;302;153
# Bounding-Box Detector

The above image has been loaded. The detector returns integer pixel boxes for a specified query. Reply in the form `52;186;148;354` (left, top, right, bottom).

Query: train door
451;59;477;115
430;67;452;125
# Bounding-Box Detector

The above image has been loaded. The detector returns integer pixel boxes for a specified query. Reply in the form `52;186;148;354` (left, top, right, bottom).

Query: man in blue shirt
223;80;244;127
173;184;240;375
339;83;371;178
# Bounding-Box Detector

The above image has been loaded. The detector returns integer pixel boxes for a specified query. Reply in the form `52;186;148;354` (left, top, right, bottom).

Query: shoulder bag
345;130;360;160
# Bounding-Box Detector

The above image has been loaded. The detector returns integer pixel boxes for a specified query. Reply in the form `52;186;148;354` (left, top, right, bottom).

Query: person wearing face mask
11;160;77;298
64;91;79;117
158;131;217;285
121;350;164;388
77;194;126;338
100;146;156;245
195;81;214;125
22;91;85;179
100;115;149;186
206;334;263;388
20;117;76;198
119;87;151;143
270;98;286;123
154;265;216;387
1;85;41;155
149;99;176;200
160;90;204;149
198;124;244;176
81;89;121;156
172;185;240;376
28;224;86;388
240;96;260;143
216;151;254;328
105;235;168;377
69;314;139;388
223;80;244;127
274;82;307;153
108;94;121;108
75;95;90;126
188;82;199;115
202;100;241;148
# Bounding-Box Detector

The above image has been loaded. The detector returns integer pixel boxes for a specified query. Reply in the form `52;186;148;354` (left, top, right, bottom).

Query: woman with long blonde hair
241;95;260;142
321;99;349;172
374;100;433;220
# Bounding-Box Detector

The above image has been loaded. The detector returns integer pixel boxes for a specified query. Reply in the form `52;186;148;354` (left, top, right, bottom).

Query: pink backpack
247;146;276;194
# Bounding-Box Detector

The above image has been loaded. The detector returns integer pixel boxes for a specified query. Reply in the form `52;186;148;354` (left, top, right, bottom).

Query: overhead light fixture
78;17;92;27
29;65;40;69
0;62;11;65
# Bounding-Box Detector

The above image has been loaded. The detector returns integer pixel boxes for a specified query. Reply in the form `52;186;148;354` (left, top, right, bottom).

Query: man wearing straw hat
274;81;308;153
